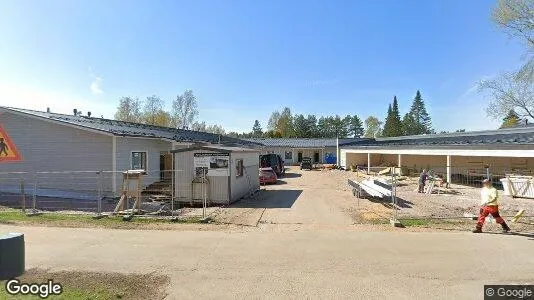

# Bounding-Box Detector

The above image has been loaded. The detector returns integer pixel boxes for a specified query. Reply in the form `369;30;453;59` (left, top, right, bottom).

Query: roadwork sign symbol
0;125;21;162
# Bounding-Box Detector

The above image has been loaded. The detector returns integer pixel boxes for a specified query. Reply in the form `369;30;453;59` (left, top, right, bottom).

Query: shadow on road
481;231;534;240
282;172;302;178
230;190;303;209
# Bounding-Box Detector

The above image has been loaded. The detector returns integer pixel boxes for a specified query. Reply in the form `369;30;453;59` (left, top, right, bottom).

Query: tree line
114;90;227;135
227;109;364;139
232;90;435;139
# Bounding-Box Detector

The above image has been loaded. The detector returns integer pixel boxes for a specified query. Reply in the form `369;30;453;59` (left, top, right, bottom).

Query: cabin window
131;152;147;170
285;152;292;160
236;159;244;177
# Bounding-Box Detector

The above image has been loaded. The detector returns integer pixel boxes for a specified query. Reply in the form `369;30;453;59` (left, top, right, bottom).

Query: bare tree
492;0;534;80
142;95;165;125
191;121;207;132
172;90;198;129
479;72;534;120
205;124;226;135
114;97;142;123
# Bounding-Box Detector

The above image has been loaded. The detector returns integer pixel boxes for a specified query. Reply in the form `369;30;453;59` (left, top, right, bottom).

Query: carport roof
1;106;262;147
342;127;534;148
244;138;370;148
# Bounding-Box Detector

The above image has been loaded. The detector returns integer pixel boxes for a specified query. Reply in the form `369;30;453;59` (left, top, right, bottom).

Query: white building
171;146;260;205
340;128;534;183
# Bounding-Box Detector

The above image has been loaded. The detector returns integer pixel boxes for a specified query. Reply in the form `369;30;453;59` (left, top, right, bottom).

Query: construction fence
348;165;534;225
0;169;193;216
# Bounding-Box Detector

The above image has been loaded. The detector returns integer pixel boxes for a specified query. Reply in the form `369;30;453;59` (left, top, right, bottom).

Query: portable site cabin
0;106;259;200
171;146;260;205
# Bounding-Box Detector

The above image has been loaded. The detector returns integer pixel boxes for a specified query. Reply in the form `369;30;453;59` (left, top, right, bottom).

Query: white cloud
0;81;114;118
89;67;103;95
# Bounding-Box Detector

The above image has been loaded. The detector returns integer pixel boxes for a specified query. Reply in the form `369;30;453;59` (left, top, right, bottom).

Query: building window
132;152;147;170
285;151;292;160
236;159;244;177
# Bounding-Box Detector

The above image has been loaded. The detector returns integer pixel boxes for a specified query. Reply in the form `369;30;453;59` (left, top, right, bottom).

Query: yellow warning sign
0;125;22;162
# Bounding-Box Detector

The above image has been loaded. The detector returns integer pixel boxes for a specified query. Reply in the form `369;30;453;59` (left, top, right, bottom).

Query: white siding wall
115;137;173;194
230;151;260;202
0;111;113;199
174;149;230;205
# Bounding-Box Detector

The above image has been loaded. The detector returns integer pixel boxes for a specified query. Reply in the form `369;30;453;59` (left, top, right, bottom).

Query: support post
367;153;371;174
446;155;451;184
20;178;25;213
97;171;103;215
171;152;175;217
397;154;402;168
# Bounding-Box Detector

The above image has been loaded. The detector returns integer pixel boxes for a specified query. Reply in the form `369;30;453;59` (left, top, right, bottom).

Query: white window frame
130;151;148;171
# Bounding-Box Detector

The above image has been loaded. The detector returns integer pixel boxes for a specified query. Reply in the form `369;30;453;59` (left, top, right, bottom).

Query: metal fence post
20;177;26;213
203;168;207;219
97;171;103;215
32;174;37;213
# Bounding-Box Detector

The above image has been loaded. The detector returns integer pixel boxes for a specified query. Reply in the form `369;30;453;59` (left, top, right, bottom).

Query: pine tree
390;96;403;136
382;103;393;137
500;110;520;128
349;115;364;137
252;120;263;137
403;90;432;135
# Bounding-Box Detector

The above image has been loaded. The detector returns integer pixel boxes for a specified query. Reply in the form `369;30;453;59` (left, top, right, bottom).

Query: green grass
0;268;169;300
400;219;431;227
0;210;202;229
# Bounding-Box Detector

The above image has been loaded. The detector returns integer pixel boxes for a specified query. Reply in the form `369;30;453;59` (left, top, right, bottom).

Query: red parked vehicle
259;167;278;184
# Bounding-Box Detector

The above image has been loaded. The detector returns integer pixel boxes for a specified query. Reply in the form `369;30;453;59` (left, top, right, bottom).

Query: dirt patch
0;268;169;300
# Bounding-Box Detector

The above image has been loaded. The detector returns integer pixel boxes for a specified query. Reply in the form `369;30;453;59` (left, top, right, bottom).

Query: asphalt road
2;224;533;300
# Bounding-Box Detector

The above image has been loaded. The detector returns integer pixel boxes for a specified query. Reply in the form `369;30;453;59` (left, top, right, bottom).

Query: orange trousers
476;205;504;227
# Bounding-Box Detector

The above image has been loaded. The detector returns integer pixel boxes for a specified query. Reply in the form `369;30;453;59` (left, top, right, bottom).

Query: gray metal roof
244;138;367;148
1;107;261;147
171;145;260;154
342;127;534;148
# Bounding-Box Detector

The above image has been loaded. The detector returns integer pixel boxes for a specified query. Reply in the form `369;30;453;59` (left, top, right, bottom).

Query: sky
0;0;529;133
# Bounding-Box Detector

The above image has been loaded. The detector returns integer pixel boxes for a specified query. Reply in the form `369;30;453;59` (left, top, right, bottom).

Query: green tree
364;116;382;138
306;115;318;137
348;115;364;137
403;91;432;135
277;107;294;137
500;110;521;128
114;96;142;123
252;120;263;137
382;103;394;137
293;114;310;137
267;111;281;131
390;96;404;136
332;115;348;138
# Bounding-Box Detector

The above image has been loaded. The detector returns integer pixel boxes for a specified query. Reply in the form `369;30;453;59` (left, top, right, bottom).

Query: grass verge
0;268;169;300
0;210;205;230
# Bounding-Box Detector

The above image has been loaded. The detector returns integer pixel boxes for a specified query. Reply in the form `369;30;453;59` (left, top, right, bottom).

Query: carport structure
340;127;534;183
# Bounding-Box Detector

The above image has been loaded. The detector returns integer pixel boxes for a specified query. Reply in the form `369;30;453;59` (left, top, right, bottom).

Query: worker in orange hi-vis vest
472;179;511;233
